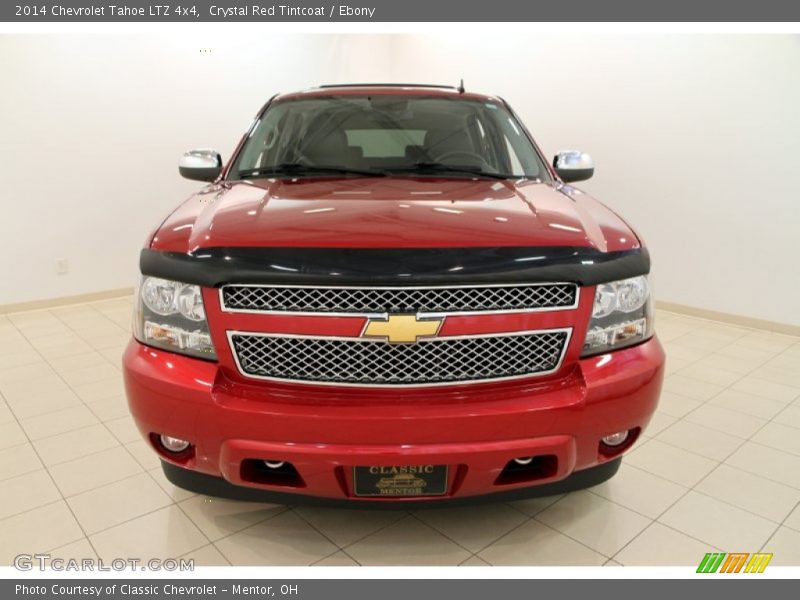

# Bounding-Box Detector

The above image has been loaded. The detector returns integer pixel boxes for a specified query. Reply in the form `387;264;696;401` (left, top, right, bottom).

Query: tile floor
0;298;799;567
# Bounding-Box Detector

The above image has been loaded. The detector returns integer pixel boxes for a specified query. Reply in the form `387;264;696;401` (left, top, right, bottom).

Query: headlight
133;277;216;360
141;277;180;315
582;275;653;357
175;284;206;321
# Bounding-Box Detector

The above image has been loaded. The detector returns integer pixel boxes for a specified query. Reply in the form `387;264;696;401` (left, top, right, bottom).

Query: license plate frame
352;465;449;497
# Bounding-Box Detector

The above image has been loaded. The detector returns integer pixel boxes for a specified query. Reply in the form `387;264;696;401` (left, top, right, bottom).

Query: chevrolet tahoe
123;84;665;505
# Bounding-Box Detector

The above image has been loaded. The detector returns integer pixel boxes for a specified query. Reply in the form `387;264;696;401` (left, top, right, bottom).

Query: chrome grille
229;330;570;386
221;283;578;314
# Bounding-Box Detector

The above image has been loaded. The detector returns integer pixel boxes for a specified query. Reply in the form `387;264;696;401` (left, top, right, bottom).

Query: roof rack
317;83;457;89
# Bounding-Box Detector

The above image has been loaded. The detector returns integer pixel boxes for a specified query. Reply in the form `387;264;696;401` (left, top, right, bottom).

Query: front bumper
123;336;664;503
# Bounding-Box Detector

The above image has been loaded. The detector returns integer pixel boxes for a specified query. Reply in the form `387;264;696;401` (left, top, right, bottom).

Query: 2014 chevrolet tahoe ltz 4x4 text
123;84;665;505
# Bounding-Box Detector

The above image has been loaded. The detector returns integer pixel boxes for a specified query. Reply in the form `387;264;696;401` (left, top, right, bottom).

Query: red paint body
124;86;664;502
151;178;635;254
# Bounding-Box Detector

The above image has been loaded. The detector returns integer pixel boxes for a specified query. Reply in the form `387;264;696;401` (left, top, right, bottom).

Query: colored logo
697;552;773;573
362;314;443;344
376;472;428;495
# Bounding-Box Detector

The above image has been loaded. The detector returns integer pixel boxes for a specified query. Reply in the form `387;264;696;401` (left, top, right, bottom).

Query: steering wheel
432;150;493;170
290;152;314;165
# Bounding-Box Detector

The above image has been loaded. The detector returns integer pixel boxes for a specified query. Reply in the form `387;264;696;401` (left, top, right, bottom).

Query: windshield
227;95;549;180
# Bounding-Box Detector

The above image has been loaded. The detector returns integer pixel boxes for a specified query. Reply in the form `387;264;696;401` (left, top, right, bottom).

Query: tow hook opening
241;459;305;488
495;455;558;486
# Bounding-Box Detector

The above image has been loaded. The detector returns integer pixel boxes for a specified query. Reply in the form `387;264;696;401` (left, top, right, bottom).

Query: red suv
123;84;664;505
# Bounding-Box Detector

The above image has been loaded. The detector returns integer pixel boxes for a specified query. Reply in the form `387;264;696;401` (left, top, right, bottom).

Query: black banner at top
3;0;800;22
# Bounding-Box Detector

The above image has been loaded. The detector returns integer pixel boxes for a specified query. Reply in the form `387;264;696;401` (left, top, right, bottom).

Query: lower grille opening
495;455;558;486
240;459;305;488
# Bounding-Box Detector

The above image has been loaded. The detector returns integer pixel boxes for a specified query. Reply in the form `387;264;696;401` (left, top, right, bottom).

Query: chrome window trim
226;327;573;388
218;283;580;317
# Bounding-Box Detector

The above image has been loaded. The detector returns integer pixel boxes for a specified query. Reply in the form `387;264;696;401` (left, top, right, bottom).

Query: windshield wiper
387;162;515;180
237;163;387;179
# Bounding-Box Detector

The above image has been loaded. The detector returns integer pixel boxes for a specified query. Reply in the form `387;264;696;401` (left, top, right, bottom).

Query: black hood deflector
140;246;650;287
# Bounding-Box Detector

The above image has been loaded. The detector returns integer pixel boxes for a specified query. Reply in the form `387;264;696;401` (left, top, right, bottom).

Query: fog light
513;457;533;465
601;431;630;447
264;460;285;469
160;435;191;453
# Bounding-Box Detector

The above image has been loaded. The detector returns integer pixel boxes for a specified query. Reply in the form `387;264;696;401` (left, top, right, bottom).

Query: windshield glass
228;95;548;180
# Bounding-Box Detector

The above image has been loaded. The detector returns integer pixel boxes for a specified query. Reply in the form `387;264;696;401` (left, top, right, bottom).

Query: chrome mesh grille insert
229;330;570;386
221;283;577;314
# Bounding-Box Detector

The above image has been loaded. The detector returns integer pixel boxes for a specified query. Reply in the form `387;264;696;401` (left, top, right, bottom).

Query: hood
150;177;639;254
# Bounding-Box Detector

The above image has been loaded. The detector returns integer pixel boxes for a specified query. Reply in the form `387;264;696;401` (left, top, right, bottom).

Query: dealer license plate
352;465;448;497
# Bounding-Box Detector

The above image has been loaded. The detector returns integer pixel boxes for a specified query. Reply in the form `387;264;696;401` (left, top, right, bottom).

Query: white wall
1;33;799;327
387;34;800;326
0;33;394;305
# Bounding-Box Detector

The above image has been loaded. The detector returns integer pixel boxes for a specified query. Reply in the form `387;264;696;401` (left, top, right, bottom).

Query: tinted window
229;95;547;179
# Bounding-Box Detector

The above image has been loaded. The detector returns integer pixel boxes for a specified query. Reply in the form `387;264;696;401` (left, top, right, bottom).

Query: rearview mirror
553;151;594;183
179;149;222;182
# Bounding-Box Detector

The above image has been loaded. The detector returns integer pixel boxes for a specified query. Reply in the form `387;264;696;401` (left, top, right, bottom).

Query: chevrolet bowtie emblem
362;314;444;344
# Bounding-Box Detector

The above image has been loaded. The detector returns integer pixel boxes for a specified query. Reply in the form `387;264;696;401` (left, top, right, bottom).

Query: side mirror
179;149;222;182
553;150;594;183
